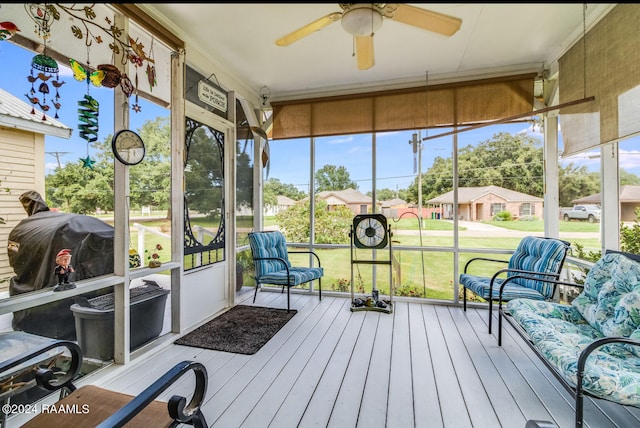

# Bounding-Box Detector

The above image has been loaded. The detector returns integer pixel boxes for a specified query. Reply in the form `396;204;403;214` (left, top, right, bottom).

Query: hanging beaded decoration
26;54;64;120
25;4;63;120
24;3;64;120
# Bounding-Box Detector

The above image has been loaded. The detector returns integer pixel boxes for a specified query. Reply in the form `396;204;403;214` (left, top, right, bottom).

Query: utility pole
46;151;70;169
409;132;423;227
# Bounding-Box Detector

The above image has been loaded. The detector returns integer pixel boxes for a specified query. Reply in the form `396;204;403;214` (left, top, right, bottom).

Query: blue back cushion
507;236;570;297
249;231;291;276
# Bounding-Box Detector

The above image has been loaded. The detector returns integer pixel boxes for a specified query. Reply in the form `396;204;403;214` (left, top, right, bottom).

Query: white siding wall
0;126;45;289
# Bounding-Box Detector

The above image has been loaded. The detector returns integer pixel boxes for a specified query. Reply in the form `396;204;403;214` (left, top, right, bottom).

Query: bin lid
88;285;169;310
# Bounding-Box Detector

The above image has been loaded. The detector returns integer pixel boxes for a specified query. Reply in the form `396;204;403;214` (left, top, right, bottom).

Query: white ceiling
141;3;615;103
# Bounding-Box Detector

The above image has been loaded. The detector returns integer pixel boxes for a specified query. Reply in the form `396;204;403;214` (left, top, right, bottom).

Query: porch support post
543;114;560;238
601;142;620;250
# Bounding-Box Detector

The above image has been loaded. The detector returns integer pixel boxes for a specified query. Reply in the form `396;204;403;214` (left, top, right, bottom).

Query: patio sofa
498;250;640;427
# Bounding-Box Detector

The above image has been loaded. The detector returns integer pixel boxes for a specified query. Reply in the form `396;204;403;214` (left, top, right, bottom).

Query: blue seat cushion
460;274;547;301
258;266;324;286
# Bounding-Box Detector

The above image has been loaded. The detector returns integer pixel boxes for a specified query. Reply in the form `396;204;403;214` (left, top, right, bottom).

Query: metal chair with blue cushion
248;230;323;312
460;236;571;333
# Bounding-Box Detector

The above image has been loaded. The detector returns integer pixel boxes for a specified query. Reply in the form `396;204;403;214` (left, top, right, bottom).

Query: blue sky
3;39;637;193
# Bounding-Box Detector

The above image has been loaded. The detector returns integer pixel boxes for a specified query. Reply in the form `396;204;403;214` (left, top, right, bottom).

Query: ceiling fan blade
389;4;462;36
356;35;374;70
275;12;342;46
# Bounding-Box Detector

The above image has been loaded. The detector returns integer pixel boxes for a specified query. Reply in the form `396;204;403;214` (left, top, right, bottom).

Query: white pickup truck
561;204;601;223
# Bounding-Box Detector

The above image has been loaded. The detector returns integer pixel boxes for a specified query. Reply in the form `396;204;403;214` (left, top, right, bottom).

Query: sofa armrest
97;360;208;428
574;337;640;421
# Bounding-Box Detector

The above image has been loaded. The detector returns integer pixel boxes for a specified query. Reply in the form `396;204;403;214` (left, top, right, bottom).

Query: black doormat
174;305;297;355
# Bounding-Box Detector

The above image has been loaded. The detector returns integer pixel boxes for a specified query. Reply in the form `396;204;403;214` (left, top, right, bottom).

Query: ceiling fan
275;4;462;70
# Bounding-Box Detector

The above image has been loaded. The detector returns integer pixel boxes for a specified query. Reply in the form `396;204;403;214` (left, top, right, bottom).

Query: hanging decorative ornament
24;4;62;120
132;73;141;113
74;50;100;169
145;37;157;92
127;36;151;113
78;94;99;143
26;54;64;120
70;58;105;87
25;3;56;41
77;93;98;169
80;155;96;169
0;21;20;41
120;73;134;97
97;64;121;88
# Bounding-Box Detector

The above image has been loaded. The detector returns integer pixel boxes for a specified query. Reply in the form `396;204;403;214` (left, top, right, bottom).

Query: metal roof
0;87;72;139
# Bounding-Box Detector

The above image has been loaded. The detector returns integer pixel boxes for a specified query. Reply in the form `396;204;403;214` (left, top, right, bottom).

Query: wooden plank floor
12;291;640;427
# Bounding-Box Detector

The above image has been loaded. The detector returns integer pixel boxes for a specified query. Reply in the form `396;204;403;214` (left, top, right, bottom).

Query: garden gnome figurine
53;248;76;291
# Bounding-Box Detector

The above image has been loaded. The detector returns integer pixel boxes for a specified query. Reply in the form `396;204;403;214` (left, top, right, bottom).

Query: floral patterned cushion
571;252;640;338
507;298;640;406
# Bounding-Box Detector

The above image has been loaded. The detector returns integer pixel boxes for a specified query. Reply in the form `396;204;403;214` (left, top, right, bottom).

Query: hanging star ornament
80;155;96;169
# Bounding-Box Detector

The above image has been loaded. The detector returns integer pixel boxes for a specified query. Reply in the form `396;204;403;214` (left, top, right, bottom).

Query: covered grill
7;191;114;340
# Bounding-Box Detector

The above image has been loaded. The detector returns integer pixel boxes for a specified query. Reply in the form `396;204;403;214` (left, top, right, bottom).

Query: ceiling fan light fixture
341;5;383;36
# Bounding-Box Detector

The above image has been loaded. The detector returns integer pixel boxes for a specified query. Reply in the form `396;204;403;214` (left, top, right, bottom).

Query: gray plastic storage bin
70;285;169;360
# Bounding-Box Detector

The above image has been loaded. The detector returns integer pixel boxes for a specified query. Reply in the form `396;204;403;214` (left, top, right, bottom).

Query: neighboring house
572;185;640;222
0;88;72;286
427;185;544;221
380;198;437;220
316;188;381;215
263;195;297;216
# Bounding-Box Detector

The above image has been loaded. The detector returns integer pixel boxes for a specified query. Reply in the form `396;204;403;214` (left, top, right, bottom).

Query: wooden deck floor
12;291;640;427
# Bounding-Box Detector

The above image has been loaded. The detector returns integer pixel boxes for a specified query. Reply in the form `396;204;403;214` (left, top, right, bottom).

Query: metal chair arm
97;360;208;428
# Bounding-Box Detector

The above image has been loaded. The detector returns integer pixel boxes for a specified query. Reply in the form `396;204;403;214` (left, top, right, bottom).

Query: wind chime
25;4;64;120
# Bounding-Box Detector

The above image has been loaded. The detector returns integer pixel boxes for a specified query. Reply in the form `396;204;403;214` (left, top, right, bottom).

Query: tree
46;116;172;213
403;131;617;207
406;132;545;202
315;164;357;192
264;178;306;207
367;188;398;201
276;198;353;244
557;163;599;207
620;169;640;186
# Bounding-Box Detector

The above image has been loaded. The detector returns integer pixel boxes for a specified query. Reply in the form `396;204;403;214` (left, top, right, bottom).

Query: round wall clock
112;129;145;165
352;213;388;249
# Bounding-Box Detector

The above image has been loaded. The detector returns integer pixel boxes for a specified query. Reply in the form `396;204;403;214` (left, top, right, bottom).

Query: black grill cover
7;191;114;339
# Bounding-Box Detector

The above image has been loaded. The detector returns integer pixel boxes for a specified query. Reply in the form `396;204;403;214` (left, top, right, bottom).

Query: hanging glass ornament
70;59;106;88
78;94;99;144
77;94;98;169
26;54;64;120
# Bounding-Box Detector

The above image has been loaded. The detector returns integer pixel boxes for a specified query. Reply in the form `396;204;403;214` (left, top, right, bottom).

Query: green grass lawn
130;215;602;301
482;219;600;232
